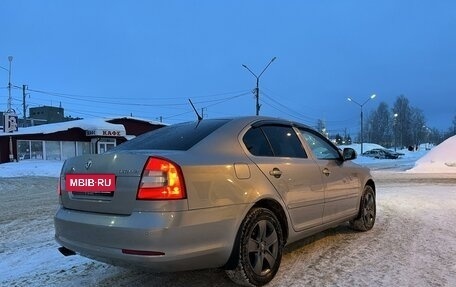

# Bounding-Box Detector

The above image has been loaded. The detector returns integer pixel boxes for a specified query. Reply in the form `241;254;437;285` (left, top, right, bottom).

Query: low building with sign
0;117;165;163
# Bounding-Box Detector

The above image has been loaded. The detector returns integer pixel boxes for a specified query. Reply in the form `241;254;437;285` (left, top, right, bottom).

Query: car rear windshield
113;119;230;151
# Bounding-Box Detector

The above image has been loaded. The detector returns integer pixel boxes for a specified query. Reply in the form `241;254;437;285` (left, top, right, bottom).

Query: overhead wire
8;81;357;134
10;84;253;123
12;85;251;106
259;88;360;137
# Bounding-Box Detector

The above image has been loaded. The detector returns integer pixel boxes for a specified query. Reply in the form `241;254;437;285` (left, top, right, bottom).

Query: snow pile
0;160;62;178
408;135;456;173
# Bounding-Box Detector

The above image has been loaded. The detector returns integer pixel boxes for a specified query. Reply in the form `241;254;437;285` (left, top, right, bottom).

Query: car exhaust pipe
58;246;76;257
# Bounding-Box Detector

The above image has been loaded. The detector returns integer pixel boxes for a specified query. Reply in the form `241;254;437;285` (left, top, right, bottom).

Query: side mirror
342;148;357;161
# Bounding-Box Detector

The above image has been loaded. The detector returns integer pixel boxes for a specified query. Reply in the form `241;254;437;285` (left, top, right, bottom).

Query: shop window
62;141;76;160
31;141;44;160
17;140;31;160
45;141;60;160
77;142;91;155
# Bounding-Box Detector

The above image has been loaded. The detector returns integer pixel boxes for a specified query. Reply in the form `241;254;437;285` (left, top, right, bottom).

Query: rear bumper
54;204;247;272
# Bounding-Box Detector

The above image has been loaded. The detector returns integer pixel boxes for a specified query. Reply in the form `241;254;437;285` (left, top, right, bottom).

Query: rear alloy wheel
350;185;376;231
226;207;284;286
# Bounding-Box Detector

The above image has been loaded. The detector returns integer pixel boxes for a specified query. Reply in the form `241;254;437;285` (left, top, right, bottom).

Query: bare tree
392;95;413;148
316;119;328;138
369;102;392;147
452;115;456;135
410;108;426;146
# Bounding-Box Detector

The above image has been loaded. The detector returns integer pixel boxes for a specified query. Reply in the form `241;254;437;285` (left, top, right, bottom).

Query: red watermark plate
65;174;116;192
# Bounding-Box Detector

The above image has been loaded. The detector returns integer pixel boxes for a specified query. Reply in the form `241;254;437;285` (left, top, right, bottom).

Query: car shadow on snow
92;266;237;287
91;224;358;287
283;223;356;254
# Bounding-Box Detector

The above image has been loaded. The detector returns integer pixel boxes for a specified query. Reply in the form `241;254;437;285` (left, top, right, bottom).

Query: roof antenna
188;99;203;121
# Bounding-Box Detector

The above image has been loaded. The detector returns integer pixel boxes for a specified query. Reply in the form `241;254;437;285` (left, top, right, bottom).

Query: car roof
188;116;314;130
184;116;317;153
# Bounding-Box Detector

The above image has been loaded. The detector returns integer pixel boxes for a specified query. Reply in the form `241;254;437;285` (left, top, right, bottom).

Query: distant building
0;117;166;163
2;105;82;128
29;106;65;125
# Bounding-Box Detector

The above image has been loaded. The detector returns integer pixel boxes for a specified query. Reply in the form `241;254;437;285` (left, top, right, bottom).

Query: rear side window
114;119;230;151
243;127;273;156
243;125;307;158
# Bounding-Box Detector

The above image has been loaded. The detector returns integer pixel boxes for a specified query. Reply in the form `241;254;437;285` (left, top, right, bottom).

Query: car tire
225;207;284;286
349;185;376;231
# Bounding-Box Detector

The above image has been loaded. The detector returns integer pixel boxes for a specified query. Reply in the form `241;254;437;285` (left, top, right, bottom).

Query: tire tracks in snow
1;175;456;286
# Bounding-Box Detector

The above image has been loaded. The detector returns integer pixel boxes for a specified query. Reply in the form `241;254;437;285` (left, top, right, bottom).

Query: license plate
65;174;116;192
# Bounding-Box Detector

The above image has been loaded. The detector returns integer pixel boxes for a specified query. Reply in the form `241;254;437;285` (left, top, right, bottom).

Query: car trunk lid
59;153;149;215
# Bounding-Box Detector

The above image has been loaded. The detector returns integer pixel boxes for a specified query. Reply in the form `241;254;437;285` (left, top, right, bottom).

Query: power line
12;85;252;109
13;85;250;101
9;81;250;124
261;90;358;125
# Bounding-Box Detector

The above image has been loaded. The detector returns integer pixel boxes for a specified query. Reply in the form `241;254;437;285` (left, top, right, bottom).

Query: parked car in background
54;116;376;286
362;148;403;159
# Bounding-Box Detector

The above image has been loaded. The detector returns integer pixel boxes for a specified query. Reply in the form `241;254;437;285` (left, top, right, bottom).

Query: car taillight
137;157;186;200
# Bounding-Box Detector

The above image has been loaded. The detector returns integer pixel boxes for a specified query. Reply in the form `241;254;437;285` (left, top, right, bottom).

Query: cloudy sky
1;0;455;135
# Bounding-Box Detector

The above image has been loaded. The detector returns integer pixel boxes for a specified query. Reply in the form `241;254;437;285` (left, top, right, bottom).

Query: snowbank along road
1;173;455;286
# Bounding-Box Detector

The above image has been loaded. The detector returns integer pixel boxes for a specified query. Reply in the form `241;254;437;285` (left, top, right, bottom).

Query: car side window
243;127;274;156
299;129;340;160
243;125;307;158
261;126;307;158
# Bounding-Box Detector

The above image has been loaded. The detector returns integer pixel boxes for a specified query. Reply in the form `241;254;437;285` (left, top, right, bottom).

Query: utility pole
255;78;259;116
7;56;13;112
242;57;277;116
22;85;28;126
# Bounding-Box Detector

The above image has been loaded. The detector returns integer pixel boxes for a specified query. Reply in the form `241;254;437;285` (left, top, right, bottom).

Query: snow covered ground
1;138;455;286
0;160;62;178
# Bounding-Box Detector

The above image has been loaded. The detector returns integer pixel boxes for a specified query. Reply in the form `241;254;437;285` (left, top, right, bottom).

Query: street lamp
242;57;277;116
393;113;398;151
347;94;376;154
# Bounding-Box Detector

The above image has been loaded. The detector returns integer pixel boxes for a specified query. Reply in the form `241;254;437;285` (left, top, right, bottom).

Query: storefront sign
3;113;18;133
85;129;125;137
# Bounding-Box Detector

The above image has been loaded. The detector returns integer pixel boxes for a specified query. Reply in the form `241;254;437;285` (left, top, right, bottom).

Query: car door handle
322;168;331;176
269;168;282;178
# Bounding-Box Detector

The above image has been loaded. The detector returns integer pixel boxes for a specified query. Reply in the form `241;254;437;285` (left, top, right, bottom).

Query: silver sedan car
54;116;376;286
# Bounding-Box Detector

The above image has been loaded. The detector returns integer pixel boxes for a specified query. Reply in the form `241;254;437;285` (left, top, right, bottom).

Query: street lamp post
242;57;276;116
347;94;376;154
393;113;398;151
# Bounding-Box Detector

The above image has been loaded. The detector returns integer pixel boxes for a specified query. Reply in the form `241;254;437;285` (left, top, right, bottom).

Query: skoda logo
85;160;93;170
